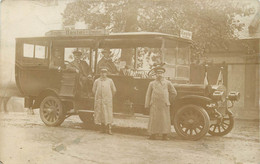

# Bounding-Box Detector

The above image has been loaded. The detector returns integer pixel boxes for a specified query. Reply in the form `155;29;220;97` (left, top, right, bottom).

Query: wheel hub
187;119;194;124
47;106;55;113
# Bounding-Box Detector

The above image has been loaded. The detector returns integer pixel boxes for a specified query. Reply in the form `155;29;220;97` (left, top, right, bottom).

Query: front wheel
173;104;210;140
40;96;65;126
208;111;234;136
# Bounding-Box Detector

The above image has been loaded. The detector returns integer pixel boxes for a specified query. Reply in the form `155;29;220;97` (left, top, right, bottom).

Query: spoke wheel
208;112;234;136
173;105;210;140
79;112;94;124
40;96;65;126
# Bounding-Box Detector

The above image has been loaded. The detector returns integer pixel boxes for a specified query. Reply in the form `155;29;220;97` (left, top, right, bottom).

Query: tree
62;0;254;64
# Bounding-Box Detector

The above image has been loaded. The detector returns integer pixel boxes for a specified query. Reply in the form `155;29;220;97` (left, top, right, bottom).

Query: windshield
163;43;190;80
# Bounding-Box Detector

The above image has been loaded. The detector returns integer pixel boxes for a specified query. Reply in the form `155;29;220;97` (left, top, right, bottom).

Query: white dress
92;77;116;125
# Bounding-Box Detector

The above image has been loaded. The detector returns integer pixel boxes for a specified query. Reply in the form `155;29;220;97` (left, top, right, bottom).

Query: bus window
64;48;76;62
23;44;34;58
177;46;189;65
163;48;177;79
22;42;48;66
35;45;46;59
176;44;190;81
164;48;177;65
49;47;64;68
96;48;135;74
136;47;161;70
64;48;91;64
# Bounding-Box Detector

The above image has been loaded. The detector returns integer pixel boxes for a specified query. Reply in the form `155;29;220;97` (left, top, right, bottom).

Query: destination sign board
180;29;192;40
45;29;108;36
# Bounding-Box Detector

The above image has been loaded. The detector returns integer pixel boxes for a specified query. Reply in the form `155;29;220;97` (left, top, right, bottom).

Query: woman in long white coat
92;68;116;134
145;67;177;140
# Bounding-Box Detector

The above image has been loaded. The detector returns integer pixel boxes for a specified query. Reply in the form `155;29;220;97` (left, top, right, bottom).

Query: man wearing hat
92;67;117;134
67;50;92;95
97;49;118;74
145;66;177;140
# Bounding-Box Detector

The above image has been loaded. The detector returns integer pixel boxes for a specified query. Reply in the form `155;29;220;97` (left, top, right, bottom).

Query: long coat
92;77;116;125
145;78;177;134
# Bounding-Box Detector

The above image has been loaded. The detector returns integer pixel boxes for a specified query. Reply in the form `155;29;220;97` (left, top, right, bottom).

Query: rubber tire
40;96;66;126
173;104;210;141
208;112;234;136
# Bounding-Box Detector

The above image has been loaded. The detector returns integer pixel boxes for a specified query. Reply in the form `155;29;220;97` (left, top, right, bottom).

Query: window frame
21;40;49;67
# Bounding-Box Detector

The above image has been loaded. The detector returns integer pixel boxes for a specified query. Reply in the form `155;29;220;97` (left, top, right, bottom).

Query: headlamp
212;91;225;101
227;91;240;101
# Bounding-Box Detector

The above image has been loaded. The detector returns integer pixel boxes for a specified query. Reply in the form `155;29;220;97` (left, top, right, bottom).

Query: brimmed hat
73;50;82;56
154;67;165;73
100;67;108;73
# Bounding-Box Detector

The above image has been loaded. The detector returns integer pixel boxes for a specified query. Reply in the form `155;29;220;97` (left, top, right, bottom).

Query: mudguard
32;88;60;109
174;95;212;109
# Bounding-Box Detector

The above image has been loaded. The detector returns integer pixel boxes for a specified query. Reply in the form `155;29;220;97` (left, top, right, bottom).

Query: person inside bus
97;49;119;74
66;50;92;95
49;48;64;71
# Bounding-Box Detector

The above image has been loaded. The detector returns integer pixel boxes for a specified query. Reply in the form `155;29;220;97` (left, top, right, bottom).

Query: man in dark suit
67;50;92;95
97;49;118;74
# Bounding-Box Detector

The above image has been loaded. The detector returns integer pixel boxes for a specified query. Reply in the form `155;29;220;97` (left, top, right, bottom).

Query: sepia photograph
0;0;259;163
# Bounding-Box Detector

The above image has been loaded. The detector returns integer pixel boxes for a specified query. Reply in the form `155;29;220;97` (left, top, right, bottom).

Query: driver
97;49;118;74
67;50;92;94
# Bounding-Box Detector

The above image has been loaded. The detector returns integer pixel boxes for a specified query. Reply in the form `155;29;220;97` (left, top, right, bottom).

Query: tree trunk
120;0;138;68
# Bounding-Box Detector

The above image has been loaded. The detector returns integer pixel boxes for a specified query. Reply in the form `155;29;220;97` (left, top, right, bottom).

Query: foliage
62;0;255;64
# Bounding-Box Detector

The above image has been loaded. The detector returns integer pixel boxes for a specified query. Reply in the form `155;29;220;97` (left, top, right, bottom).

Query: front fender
174;95;212;109
33;88;60;109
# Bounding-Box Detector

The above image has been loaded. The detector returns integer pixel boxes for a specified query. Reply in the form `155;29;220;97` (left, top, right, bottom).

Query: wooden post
134;48;137;70
175;42;179;78
94;40;100;74
161;38;165;64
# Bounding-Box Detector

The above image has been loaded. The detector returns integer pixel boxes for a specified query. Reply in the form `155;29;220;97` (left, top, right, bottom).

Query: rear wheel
79;112;94;124
173;105;210;140
208;112;234;136
40;96;65;126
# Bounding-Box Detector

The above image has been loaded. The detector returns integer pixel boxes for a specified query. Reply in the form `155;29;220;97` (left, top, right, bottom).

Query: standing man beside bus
92;67;117;134
145;67;177;140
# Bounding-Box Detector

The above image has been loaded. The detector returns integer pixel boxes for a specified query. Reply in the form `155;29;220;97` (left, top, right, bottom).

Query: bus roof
16;31;191;43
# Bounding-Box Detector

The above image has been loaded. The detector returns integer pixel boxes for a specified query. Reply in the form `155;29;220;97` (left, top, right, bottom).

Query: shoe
162;134;170;141
148;134;156;140
107;124;112;135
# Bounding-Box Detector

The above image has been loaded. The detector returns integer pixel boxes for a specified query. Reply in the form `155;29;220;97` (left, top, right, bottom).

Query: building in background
204;2;260;119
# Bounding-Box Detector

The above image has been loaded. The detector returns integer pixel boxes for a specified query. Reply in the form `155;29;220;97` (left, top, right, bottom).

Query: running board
77;110;149;119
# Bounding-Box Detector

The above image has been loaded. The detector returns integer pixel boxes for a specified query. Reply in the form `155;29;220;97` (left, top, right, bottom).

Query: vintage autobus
15;30;239;140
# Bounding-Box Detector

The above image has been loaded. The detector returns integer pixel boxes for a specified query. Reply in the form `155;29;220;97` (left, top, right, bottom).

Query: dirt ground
0;112;259;164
